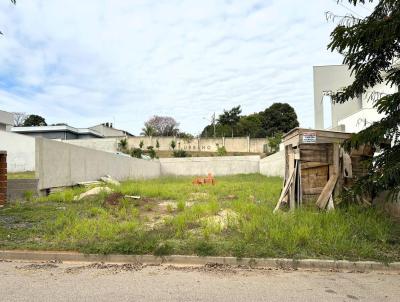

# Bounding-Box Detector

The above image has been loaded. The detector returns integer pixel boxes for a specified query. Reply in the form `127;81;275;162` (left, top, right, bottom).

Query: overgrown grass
0;174;399;261
7;171;36;179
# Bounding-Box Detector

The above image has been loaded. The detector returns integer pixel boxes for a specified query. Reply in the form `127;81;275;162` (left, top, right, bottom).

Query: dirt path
1;260;399;302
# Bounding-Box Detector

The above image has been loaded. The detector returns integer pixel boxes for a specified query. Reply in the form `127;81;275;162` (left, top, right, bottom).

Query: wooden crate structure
274;128;373;211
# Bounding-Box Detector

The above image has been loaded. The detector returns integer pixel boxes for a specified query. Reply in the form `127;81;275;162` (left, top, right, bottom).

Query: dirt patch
104;193;124;206
65;262;144;274
16;263;59;270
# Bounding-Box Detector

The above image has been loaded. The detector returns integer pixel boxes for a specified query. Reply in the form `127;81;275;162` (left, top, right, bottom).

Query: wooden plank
301;162;329;169
303;187;325;195
273;166;296;213
290;160;298;210
316;174;339;209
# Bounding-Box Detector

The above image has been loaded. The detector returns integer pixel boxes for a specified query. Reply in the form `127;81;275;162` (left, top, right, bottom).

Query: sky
0;0;374;135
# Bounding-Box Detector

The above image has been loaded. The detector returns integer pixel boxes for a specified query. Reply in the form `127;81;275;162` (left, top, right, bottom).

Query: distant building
313;64;399;133
11;125;104;140
0;110;13;131
89;123;133;138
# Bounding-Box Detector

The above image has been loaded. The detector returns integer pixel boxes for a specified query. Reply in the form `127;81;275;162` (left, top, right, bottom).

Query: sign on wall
302;132;317;143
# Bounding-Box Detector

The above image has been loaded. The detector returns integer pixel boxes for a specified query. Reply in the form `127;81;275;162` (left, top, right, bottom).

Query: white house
0;110;13;131
313;64;398;132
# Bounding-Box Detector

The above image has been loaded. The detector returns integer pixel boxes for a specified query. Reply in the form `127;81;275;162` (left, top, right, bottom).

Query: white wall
65;138;118;153
36;138;161;190
159;156;261;177
0;131;35;172
259;150;285;178
338;108;385;133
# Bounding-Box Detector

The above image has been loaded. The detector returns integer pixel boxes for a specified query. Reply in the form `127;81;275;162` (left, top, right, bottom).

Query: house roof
11;125;104;137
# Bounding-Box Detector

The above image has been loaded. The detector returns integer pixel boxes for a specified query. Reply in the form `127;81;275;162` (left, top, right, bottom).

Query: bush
216;146;227;156
173;150;190;158
131;148;142;159
146;146;157;159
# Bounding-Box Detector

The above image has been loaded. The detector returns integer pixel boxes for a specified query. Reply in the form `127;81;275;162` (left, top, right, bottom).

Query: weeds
0;174;398;261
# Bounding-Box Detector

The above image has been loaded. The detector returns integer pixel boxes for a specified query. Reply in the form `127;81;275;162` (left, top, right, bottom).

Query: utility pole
211;112;216;138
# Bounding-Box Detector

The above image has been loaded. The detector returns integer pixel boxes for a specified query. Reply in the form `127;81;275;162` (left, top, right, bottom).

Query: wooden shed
274;128;373;212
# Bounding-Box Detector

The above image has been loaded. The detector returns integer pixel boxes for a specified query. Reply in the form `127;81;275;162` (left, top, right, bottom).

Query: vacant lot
0;174;399;261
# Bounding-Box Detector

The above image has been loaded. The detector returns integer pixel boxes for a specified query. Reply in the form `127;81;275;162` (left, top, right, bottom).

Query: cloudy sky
0;0;374;135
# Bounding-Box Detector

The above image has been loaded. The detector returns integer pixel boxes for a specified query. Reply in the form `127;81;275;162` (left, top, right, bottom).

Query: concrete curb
1;250;399;272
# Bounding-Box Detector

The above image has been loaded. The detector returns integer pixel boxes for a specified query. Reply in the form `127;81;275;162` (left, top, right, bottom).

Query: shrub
139;140;144;149
146;146;157;159
118;138;129;153
170;140;176;150
173;150;190;158
131;148;142;159
216;145;227;156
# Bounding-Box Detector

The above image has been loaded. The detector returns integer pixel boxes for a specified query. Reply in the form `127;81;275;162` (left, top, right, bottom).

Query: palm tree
141;125;156;136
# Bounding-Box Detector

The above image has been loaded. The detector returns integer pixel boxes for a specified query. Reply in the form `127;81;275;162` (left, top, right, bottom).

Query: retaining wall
36;138;161;190
65;138;118;153
160;156;261;177
0;131;35;172
260;150;285;178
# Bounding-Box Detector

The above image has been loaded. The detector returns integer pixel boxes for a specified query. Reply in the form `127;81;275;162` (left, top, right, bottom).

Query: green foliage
23;114;47;127
328;0;400;199
130;148;142;159
0;175;398;261
173;150;190;157
218;105;242;137
141;124;156;136
262;103;299;137
170;140;176;150
139;140;144;149
268;132;283;154
216;145;227;156
146;146;157;159
118;138;128;153
156;139;160;149
201;103;299;138
236;113;267;138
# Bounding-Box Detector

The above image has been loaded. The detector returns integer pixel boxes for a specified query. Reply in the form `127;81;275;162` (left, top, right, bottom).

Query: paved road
1;260;399;302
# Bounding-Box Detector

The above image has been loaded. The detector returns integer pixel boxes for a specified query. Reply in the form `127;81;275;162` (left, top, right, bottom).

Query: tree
1;1;16;36
141;124;156;136
327;0;400;200
143;116;179;136
236;113;267;138
156;139;160;150
118;138;128;153
218;106;242;137
262;103;299;137
268;132;283;154
139;140;144;149
23;114;47;127
170;140;176;150
13;112;27;126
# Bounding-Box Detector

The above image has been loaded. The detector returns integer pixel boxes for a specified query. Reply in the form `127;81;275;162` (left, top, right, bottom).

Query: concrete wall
0;131;36;172
0;110;13;129
66;138;118;153
128;136;268;153
36;138;161;190
259;150;285;178
7;179;38;201
159;156;261;177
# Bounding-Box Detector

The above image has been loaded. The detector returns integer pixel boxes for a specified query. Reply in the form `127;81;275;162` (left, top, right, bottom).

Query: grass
7;171;36;179
0;174;399;262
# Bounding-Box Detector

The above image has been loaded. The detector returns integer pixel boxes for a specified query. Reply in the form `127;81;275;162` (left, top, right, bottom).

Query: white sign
303;132;316;143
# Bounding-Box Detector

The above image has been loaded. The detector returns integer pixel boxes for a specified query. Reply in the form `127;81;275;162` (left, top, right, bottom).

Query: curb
1;250;399;272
